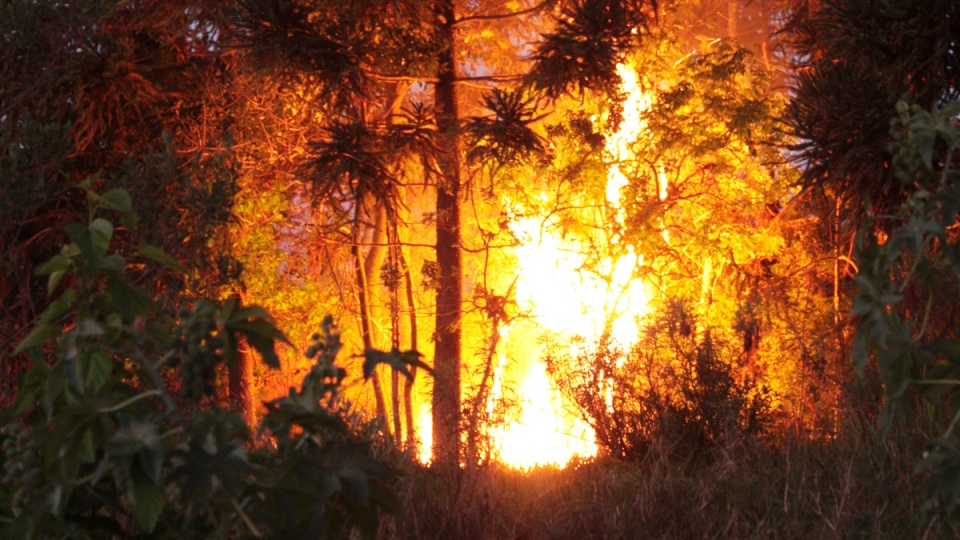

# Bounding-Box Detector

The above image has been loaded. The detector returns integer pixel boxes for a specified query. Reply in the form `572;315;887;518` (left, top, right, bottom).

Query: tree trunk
229;342;255;427
432;0;463;470
397;239;419;452
727;0;738;39
354;206;390;434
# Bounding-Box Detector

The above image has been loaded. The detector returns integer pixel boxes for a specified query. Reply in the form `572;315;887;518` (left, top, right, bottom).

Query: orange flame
414;63;658;469
489;63;656;468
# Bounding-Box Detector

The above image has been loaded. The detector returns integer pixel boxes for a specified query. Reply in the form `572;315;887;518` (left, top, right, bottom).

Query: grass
377;415;932;539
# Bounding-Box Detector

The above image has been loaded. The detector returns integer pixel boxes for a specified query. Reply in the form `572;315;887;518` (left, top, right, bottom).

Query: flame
489;62;656;468
412;63;657;469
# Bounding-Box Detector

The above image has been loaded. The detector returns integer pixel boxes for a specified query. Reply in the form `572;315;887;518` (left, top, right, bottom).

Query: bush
548;298;774;461
0;185;412;538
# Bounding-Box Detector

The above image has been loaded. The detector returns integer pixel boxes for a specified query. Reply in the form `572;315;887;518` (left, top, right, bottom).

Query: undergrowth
380;415;930;539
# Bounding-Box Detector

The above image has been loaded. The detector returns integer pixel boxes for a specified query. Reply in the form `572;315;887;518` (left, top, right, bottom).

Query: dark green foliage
0;188;401;538
527;0;658;99
548;299;774;462
852;99;960;529
0;0;244;405
783;0;960;221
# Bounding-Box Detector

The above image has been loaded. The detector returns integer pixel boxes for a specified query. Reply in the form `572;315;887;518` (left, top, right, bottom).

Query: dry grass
378;417;931;539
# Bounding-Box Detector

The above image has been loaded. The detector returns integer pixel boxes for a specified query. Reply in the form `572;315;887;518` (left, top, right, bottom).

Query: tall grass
379;415;930;539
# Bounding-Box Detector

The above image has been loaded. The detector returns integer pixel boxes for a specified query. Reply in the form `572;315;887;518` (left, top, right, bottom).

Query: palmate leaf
362;348;430;380
528;0;658;99
465;88;545;166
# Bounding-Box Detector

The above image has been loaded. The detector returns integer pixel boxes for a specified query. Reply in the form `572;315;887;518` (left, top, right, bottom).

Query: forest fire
487;63;657;468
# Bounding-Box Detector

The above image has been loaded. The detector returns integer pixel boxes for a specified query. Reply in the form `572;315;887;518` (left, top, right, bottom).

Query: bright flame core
490;63;656;468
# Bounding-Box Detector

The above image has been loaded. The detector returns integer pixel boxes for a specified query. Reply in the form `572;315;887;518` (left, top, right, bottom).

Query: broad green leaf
97;188;133;213
106;278;151;320
36;253;71;276
137;244;186;273
219;297;240;322
231;319;286;369
40;289;77;324
82;351;111;392
89;218;114;257
130;477;164;533
14;324;61;354
227;305;272;325
2;362;48;420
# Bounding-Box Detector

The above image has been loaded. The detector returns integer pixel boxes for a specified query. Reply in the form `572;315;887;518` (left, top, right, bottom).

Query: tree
1;186;401;538
0;0;244;405
783;0;960;226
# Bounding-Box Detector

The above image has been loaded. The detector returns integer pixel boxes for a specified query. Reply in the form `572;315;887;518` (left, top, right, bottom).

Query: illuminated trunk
432;0;463;470
229;341;255;427
354;205;390;433
397;240;419;452
727;0;738;39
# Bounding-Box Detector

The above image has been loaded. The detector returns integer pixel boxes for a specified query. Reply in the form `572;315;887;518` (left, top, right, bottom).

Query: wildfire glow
489;63;656;469
413;63;658;469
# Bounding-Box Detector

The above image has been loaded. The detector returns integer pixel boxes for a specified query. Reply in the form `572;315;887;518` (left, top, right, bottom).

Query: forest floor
377;415;935;539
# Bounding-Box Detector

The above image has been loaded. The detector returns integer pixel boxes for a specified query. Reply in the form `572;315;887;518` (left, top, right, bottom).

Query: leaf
40;289;77;324
2;362;48;420
130;476;164;533
107;278;152;320
231;319;287;369
89;218;114;258
36;253;72;281
137;244;186;273
82;351;111;392
363;348;430;380
97;188;133;213
226;305;272;325
14;324;62;355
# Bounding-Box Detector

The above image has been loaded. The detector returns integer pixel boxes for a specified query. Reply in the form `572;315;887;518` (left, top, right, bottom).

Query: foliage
783;0;960;222
0;0;243;405
0;187;401;538
548;299;774;461
527;0;659;99
852;99;960;529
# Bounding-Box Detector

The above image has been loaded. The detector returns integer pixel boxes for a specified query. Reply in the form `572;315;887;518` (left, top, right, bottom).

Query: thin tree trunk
398;241;419;452
727;0;738;39
432;0;463;470
389;228;403;446
354;206;390;434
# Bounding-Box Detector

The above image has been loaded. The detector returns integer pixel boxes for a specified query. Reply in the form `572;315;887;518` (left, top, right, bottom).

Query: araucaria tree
229;0;660;468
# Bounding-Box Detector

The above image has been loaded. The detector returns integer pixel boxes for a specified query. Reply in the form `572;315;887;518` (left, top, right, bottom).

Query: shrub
548;298;774;461
0;185;414;538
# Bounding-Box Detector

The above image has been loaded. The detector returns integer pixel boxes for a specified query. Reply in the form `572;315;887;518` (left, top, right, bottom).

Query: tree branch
454;0;555;26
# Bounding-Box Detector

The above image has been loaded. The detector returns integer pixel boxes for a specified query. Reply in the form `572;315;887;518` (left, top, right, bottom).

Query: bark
432;0;463;470
399;243;419;452
354;205;390;434
228;342;255;427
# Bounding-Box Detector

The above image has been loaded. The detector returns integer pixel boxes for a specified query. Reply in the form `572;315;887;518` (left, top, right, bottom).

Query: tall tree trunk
229;341;255;427
727;0;738;39
354;206;390;434
432;0;463;470
401;251;419;452
388;227;403;446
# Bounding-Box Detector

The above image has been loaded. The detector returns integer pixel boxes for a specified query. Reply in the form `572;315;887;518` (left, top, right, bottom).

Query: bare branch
454;0;555;26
